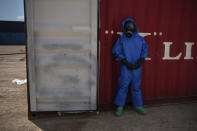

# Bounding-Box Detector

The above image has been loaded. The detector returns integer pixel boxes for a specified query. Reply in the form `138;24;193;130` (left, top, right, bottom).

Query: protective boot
133;106;147;115
115;106;123;116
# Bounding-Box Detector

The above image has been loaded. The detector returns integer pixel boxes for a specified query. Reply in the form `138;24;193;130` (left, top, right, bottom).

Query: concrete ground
0;46;197;131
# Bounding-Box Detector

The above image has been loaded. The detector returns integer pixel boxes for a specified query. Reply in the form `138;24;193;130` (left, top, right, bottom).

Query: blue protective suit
112;18;148;106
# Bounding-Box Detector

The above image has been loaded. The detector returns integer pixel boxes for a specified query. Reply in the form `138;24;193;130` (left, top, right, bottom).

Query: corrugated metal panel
99;0;197;109
25;0;98;111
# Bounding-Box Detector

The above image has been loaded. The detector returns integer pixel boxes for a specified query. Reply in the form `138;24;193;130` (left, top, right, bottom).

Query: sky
0;0;24;21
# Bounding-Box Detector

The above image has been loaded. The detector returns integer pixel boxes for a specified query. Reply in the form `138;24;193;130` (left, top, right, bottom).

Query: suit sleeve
140;38;148;59
112;38;125;61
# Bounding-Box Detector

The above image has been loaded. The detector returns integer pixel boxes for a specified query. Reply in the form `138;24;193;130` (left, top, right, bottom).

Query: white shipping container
25;0;98;111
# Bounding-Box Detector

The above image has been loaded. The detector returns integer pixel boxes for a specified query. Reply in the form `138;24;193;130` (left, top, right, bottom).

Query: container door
25;0;98;111
99;0;197;109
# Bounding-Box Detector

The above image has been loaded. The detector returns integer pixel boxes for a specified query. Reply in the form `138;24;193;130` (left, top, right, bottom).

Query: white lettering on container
184;42;194;60
162;42;182;60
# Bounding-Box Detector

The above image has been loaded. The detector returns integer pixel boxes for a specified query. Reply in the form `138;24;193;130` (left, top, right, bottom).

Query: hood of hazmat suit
113;17;148;64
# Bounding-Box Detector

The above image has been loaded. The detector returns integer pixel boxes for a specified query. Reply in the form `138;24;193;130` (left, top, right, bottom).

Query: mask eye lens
127;24;134;30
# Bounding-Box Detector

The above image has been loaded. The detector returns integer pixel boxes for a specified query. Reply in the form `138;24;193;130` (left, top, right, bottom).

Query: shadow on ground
27;103;197;131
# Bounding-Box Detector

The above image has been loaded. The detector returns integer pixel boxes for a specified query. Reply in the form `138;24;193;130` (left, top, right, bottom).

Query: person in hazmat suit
112;18;148;116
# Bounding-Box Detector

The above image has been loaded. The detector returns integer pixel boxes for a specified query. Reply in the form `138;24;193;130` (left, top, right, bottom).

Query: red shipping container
99;0;197;109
